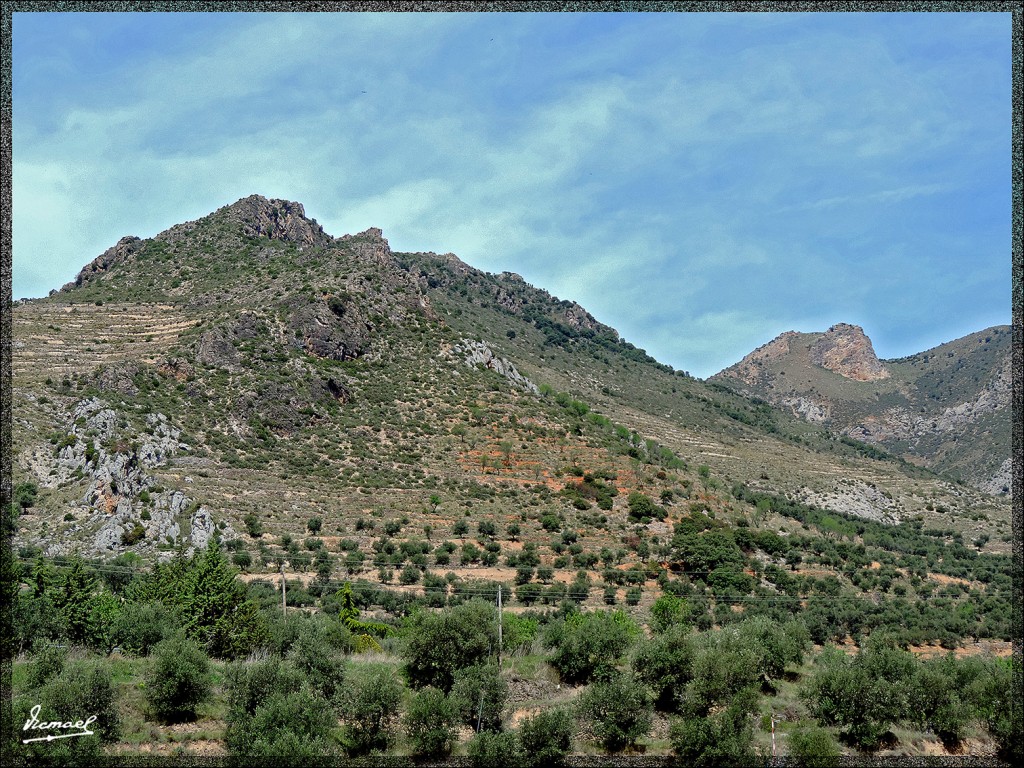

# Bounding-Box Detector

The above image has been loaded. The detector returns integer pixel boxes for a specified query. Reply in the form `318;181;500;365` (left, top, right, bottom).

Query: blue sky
12;11;1012;378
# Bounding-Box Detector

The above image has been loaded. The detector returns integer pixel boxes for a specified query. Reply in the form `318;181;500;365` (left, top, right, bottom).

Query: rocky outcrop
227;194;331;247
780;396;830;423
63;236;142;290
796;480;902;524
722;332;798;386
452;339;539;394
287;299;370;362
978;458;1012;497
809;323;890;381
196;327;242;371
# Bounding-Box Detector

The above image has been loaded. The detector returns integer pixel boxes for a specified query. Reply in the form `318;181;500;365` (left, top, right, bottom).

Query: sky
11;11;1013;379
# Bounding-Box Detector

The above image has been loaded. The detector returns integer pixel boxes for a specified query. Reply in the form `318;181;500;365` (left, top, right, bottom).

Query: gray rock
453;339;539;394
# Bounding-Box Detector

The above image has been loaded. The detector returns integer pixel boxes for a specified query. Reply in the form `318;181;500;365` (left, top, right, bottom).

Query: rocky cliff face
809;323;890;381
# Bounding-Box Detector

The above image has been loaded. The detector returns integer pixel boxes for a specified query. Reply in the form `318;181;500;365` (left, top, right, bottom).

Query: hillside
8;194;1011;603
8;194;1017;762
710;322;1012;494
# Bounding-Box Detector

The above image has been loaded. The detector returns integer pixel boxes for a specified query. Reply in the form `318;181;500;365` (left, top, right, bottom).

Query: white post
281;564;287;620
497;585;503;663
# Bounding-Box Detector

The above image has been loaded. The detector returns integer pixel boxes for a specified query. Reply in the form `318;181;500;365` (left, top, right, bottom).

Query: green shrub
14;658;121;763
225;654;337;757
576;671;653;752
632;623;696;711
450;663;508;732
786;722;842;768
286;620;347;705
518;707;573;767
26;643;67;689
340;663;403;755
548;609;638;683
800;638;917;749
112;600;182;656
402;600;497;691
669;688;758;768
468;730;525;767
404;687;458;758
145;633;213;723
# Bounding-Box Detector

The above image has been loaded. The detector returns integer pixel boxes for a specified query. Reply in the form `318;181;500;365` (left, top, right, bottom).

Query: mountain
710;323;1012;495
10;195;1011;573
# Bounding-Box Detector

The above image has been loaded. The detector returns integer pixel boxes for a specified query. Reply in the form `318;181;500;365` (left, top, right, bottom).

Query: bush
225;655;337;757
145;633;213;723
518;707;574;767
340;663;403;755
800;638;917;749
14;658;121;762
404;687;458;758
286;620;347;705
548;609;639;684
402;600;497;691
112;600;182;656
787;722;842;768
450;663;508;732
576;672;653;752
633;623;696;711
650;593;689;633
669;689;758;768
468;730;525;767
26;643;67;689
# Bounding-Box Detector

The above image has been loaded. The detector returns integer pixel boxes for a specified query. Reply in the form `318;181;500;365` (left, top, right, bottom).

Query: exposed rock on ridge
810;323;890;381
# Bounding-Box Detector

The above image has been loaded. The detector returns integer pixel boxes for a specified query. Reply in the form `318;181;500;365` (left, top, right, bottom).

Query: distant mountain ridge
711;323;1012;494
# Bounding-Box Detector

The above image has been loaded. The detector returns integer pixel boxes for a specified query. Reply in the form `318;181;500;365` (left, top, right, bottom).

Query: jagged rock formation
452;338;539;394
809;323;890;381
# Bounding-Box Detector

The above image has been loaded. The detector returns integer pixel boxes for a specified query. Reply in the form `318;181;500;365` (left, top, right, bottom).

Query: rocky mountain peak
810;323;890;381
221;194;330;247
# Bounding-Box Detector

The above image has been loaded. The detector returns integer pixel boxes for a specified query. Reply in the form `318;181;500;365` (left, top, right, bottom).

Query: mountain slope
10;196;1010;572
710;323;1012;494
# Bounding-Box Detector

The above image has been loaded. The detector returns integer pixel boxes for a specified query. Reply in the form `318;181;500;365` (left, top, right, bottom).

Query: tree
337;582;393;653
243;513;263;538
450;663;508;733
650;594;689;633
633;623;696;711
340;663;403;755
404;687;458;758
627;491;666;522
287;620;347;705
518;708;574;768
145;633;213;723
468;730;525;768
307;517;322;533
402;600;497;692
225;654;338;758
14;481;39;511
670;689;758;768
801;638;917;749
577;672;653;752
548;609;638;684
